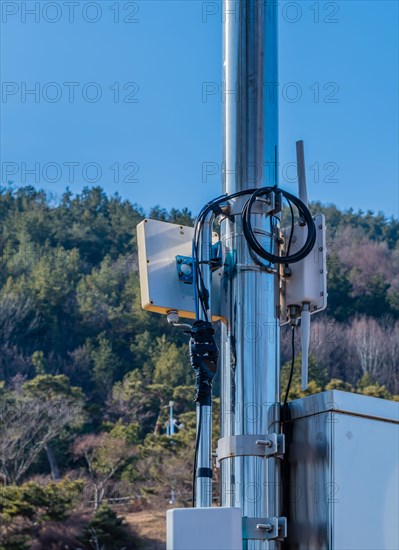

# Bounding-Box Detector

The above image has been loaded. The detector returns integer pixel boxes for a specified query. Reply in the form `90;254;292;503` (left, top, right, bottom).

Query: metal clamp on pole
243;516;287;541
217;433;285;463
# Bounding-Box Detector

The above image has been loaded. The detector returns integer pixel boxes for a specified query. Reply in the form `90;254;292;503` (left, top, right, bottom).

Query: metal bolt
319;269;323;274
256;523;273;533
319;246;323;252
318;224;322;229
256;439;273;448
320;291;324;297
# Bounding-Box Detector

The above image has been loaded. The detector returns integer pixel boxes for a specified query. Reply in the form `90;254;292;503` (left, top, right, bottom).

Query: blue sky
1;0;398;217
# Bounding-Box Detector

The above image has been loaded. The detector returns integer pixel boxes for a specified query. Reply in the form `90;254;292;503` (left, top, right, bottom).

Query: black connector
189;320;219;406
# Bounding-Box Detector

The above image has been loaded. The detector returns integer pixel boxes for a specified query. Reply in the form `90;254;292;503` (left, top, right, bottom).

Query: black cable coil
189;320;219;406
193;185;317;319
242;186;316;264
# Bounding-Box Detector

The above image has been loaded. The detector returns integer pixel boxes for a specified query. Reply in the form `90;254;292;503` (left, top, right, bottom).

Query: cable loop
193;185;316;321
242;187;316;265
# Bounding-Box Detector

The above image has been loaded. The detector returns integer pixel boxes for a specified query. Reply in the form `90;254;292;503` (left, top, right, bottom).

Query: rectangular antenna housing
137;219;221;320
280;213;327;323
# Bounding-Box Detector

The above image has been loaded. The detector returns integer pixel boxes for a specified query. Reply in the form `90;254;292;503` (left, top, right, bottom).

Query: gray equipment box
167;507;242;550
285;391;399;549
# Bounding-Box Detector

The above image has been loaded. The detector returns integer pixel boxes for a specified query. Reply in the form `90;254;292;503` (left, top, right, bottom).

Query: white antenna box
137;219;222;320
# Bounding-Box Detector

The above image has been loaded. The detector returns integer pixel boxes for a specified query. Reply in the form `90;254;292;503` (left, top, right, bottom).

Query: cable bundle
192;185;316;320
189;320;219;506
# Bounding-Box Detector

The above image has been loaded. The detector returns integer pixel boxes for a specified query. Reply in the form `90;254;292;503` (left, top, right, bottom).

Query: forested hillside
0;185;398;548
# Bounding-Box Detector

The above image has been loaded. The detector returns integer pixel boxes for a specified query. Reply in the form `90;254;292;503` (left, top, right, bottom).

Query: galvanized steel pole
220;1;281;548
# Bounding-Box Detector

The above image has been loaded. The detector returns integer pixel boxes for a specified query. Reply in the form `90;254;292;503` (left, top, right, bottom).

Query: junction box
285;390;399;549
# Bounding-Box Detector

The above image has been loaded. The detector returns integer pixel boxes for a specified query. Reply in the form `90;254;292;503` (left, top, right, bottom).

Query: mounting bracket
243;516;287;541
217;433;285;463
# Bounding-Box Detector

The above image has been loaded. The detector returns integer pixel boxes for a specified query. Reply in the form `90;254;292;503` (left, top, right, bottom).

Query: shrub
79;505;141;550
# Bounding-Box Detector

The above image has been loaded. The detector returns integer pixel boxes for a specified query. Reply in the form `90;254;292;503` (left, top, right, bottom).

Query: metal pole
220;1;281;548
196;214;213;507
169;400;175;436
296;140;308;207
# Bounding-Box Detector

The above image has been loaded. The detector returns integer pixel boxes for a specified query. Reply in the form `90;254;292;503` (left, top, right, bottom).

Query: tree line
0;185;397;549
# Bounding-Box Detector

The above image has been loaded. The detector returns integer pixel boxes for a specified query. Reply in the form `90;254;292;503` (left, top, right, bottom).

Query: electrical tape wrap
189;320;219;406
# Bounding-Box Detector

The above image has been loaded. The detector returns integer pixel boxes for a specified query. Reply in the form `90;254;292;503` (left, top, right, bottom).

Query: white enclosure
137;219;221;320
166;507;242;550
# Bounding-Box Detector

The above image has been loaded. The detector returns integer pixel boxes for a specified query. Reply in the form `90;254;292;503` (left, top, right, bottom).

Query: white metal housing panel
333;414;399;550
137;219;221;320
166;507;242;550
281;213;327;324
